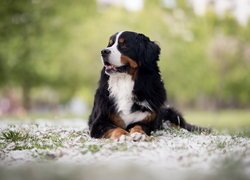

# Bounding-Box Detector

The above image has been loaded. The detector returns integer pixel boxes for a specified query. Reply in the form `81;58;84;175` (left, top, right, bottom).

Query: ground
0;117;250;180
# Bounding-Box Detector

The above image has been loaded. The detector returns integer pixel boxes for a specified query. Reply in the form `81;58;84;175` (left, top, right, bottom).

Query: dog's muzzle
101;48;110;57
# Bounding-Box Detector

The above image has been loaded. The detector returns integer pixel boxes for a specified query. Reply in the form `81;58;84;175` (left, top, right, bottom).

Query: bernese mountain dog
89;31;209;141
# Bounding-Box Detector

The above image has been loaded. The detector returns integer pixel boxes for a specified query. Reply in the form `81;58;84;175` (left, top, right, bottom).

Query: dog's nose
101;49;111;57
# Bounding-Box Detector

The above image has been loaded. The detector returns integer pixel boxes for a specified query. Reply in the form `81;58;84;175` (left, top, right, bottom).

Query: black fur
88;31;210;138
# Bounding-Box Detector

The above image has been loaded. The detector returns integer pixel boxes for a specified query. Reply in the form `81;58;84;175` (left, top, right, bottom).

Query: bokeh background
0;0;249;131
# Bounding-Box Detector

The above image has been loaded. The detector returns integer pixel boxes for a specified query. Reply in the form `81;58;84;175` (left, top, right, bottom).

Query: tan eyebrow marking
109;39;113;45
118;38;125;43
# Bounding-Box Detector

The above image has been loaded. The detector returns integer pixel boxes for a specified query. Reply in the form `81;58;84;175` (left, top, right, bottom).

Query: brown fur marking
128;113;156;134
121;55;138;78
129;125;145;134
121;55;138;68
118;38;125;43
142;112;156;123
103;127;129;139
110;114;126;129
109;39;113;46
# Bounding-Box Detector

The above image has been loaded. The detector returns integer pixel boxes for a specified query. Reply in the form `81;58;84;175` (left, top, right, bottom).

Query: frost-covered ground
0;119;250;180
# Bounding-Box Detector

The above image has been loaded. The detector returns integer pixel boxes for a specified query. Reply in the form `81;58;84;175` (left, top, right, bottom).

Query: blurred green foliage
185;110;250;131
0;0;249;110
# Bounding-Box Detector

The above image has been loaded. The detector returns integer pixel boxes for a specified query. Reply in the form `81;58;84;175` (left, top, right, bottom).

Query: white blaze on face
105;31;124;67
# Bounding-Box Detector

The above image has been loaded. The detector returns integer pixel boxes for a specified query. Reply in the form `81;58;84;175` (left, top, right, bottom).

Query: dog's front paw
104;128;129;140
115;134;132;142
130;132;148;141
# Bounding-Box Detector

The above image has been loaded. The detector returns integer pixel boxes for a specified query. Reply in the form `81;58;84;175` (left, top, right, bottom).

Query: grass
0;115;249;180
1;130;29;142
1;110;249;128
185;110;250;135
1;110;249;137
216;141;227;149
0;129;74;151
0;112;86;121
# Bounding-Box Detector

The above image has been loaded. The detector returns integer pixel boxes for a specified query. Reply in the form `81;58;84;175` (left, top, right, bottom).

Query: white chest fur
108;73;150;127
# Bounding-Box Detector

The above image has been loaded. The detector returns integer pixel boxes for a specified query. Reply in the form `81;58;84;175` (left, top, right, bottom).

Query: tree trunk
22;84;31;111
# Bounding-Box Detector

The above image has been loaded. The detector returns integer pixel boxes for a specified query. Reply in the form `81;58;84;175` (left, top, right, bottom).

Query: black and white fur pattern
109;73;150;127
88;31;210;140
103;31;124;68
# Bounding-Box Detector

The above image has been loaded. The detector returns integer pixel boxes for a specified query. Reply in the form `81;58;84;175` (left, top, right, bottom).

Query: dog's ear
137;33;161;69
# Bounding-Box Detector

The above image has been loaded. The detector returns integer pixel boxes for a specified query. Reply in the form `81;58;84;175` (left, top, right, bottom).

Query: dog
88;31;209;140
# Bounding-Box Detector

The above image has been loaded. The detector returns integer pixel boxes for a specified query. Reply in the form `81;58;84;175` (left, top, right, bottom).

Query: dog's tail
158;106;211;133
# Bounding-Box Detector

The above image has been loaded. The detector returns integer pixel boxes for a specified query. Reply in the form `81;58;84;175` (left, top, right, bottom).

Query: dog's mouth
104;62;117;71
104;61;128;74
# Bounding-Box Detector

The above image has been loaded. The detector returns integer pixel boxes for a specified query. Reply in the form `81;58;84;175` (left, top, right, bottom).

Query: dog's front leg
103;127;129;140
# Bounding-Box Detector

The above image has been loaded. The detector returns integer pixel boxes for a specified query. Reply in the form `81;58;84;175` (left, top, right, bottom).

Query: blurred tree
0;0;65;110
0;0;249;111
0;56;8;87
0;0;95;110
208;34;250;107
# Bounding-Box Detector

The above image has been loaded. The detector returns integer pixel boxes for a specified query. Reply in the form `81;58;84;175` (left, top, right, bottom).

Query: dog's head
101;31;161;75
